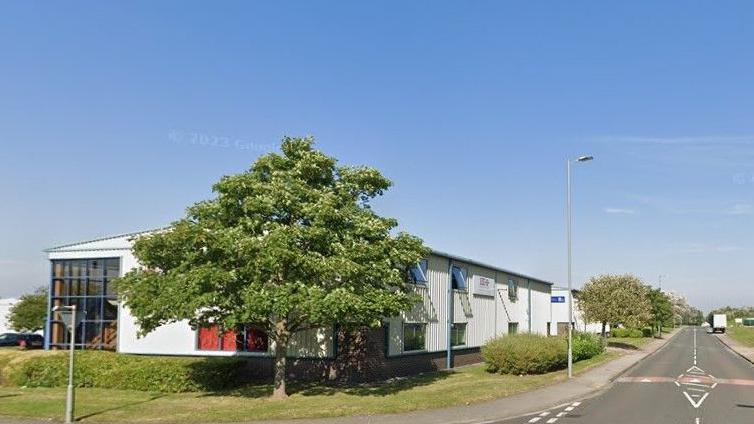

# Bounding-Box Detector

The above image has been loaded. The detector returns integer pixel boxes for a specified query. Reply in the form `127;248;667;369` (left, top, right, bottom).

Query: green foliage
10;351;246;392
707;306;754;325
482;334;566;375
646;287;672;335
611;328;643;338
571;332;605;361
578;274;652;335
641;327;654;337
115;137;427;397
8;287;48;332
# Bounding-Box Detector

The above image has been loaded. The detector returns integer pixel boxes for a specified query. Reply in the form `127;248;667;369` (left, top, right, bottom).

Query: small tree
646;287;672;337
8;287;48;332
116;137;427;399
579;274;651;337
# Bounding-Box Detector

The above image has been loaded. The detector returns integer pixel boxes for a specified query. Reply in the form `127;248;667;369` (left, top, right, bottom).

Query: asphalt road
498;327;754;424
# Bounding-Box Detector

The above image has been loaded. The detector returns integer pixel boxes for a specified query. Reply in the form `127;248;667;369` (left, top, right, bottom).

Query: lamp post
53;305;82;424
567;155;593;379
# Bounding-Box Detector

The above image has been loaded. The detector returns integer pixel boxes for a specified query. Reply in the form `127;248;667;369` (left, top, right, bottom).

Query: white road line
693;328;697;366
564;406;575;411
675;381;681;387
539;412;550;416
695;418;701;424
572;402;581;406
683;391;709;408
528;418;541;423
546;418;558;424
557;412;567;417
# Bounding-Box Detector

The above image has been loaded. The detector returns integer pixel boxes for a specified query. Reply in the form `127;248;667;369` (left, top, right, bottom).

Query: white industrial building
45;230;559;375
549;287;607;335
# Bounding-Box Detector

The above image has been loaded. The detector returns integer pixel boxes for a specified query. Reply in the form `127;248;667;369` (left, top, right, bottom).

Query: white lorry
712;314;728;333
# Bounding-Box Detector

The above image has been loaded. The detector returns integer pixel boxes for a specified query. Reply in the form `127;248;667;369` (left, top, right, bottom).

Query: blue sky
1;1;753;312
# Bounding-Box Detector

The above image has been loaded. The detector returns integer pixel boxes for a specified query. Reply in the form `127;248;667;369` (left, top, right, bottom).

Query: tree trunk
271;320;290;400
601;321;606;338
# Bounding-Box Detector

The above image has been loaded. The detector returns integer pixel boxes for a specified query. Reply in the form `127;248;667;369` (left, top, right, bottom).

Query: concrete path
496;327;754;424
716;331;754;364
248;330;680;424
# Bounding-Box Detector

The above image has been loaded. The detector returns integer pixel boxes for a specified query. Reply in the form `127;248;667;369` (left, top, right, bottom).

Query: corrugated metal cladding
387;252;553;356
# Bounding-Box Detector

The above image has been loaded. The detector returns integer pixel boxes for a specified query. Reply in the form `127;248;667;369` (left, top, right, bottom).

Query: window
508;322;519;334
197;324;269;353
451;323;467;347
48;258;120;350
409;259;429;284
403;323;426;352
451;266;467;290
508;278;518;302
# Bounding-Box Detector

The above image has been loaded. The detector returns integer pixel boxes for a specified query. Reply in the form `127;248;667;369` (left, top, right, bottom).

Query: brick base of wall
237;326;483;383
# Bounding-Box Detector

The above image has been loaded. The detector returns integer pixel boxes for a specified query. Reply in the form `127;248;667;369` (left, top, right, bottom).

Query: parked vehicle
0;332;44;348
712;314;728;333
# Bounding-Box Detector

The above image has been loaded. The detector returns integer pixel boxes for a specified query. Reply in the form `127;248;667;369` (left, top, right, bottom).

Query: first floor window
451;323;467;347
508;322;519;334
451;266;467;291
508;278;518;301
403;323;426;352
409;258;429;284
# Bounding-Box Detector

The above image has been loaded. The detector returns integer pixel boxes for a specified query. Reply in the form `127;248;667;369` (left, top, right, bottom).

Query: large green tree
646;287;673;337
8;287;48;332
117;137;426;398
578;274;652;337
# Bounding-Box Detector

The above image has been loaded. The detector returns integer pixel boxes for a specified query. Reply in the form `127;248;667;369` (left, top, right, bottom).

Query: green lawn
0;351;619;423
607;328;677;350
728;326;754;348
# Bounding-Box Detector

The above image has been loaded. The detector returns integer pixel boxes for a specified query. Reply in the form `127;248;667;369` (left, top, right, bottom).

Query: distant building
0;298;18;333
45;230;558;381
549;288;607;335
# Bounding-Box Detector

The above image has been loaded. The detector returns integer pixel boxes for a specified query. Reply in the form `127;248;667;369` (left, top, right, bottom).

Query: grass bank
0;351;619;422
728;326;754;348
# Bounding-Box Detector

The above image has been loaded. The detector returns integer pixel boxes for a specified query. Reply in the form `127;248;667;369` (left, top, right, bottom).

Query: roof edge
44;227;167;253
429;249;558;286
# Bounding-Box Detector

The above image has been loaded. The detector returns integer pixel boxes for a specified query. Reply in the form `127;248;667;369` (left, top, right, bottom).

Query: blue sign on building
551;296;566;303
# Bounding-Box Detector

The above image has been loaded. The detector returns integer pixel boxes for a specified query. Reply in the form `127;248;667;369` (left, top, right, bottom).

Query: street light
52;305;83;424
567;155;593;379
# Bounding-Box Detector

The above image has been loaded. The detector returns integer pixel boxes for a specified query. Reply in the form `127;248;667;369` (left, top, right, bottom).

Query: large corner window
451;323;467;347
508;278;519;302
409;259;429;284
451;266;467;291
49;258;120;350
403;323;426;352
197;324;269;353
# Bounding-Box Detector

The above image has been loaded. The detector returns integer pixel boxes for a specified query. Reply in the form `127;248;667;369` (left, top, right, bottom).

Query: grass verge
728;326;754;348
0;351;619;423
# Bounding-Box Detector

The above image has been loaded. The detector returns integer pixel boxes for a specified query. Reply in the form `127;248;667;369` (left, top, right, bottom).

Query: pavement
716;330;754;364
495;327;754;424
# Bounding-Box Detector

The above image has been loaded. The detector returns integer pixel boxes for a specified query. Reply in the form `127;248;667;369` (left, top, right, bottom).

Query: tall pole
566;159;574;379
65;305;76;424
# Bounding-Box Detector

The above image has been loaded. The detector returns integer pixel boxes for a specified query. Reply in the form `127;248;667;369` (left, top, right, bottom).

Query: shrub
641;327;654;338
482;334;566;375
10;351;247;392
571;332;605;361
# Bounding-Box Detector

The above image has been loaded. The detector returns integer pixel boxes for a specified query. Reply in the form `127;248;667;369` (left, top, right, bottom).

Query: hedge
611;328;644;338
482;332;606;375
571;332;606;362
10;351;247;392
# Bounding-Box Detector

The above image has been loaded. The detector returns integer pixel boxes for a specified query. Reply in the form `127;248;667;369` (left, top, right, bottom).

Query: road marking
528;418;541;423
571;402;581;406
693;328;697;365
683;391;709;408
546;418;558;424
695;418;700;424
539;412;550;416
564;406;574;411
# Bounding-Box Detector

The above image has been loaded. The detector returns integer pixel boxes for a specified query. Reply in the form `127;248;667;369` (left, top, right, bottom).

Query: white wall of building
387;252;554;356
550;288;607;335
47;232;557;359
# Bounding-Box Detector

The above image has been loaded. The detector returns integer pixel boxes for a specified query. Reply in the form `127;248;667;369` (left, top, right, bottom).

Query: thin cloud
603;207;636;215
724;203;753;215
